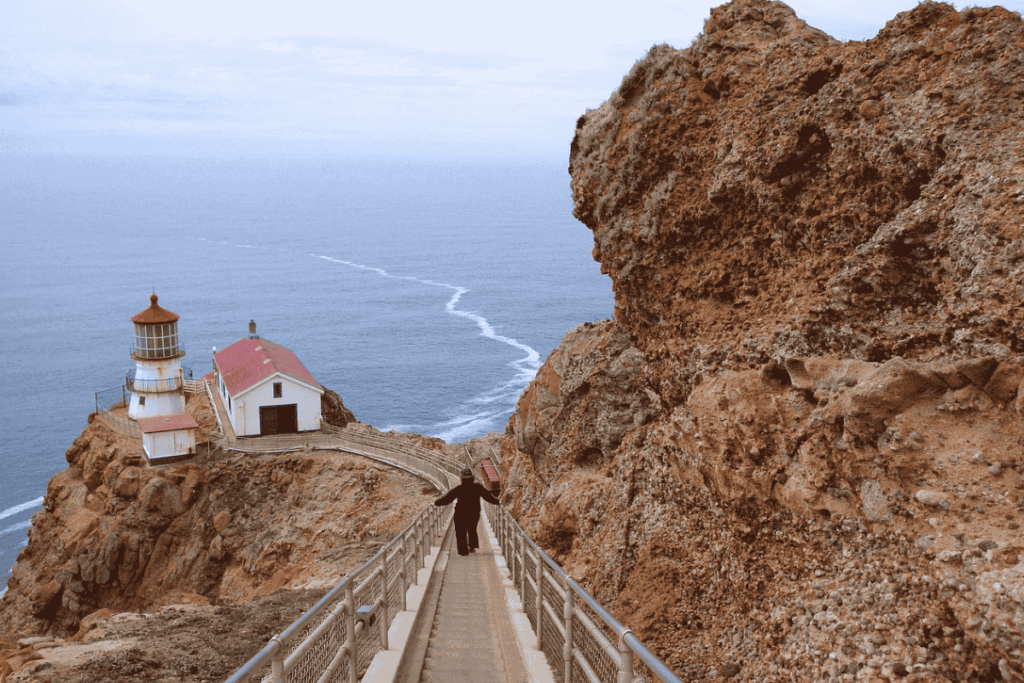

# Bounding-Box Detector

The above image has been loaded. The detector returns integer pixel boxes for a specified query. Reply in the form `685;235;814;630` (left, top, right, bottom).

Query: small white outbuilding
213;330;323;437
137;413;199;464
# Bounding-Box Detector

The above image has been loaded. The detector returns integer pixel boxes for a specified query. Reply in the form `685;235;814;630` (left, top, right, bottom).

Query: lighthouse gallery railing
225;436;682;683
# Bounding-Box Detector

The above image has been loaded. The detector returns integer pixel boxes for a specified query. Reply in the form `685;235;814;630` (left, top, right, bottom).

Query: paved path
419;518;528;683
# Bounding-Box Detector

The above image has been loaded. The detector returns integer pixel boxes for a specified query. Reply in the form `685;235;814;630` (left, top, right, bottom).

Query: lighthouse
127;293;186;420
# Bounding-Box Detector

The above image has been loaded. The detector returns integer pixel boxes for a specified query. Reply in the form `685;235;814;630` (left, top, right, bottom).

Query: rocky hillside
503;2;1024;682
0;388;436;681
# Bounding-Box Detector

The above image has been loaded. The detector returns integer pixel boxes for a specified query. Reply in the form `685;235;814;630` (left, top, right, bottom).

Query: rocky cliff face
0;380;504;682
504;2;1024;681
0;390;432;651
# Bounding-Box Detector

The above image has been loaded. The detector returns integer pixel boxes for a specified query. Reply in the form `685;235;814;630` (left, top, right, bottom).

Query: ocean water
0;154;613;594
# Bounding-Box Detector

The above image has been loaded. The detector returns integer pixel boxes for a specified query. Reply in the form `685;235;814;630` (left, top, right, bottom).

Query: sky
2;0;1022;160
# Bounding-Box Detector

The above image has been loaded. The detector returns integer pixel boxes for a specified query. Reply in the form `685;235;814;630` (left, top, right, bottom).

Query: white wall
142;428;196;460
128;356;185;420
234;374;322;436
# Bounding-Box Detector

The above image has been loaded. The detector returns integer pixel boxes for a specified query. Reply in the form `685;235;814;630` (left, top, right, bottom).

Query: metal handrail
225;454;458;683
126;372;184;393
485;502;682;683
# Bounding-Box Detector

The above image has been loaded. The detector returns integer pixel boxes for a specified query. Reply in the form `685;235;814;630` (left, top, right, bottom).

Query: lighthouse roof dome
131;293;180;324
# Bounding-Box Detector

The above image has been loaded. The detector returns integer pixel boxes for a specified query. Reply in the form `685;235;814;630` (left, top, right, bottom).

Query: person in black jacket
434;467;500;556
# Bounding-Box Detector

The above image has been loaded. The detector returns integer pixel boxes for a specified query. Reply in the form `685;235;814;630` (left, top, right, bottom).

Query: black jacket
434;481;500;517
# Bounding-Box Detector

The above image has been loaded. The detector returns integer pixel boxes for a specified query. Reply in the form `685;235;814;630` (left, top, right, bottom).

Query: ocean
0;154;613;594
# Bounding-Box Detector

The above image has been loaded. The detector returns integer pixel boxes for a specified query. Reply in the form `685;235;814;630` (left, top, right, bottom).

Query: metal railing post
270;636;285;683
535;547;544;650
519;534;526;609
380;554;390;650
564;584;574;683
417;518;426;569
618;630;634;683
504;513;513;579
399;535;408;612
345;582;358;683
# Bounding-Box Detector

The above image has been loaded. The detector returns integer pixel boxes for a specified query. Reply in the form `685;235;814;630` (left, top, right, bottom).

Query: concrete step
422;655;504;671
420;670;506;683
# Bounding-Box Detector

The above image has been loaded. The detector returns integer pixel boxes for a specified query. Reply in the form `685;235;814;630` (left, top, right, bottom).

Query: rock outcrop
0;405;433;641
322;388;357;428
503;2;1024;681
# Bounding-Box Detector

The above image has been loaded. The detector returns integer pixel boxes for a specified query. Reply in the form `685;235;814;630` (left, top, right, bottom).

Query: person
434;467;500;556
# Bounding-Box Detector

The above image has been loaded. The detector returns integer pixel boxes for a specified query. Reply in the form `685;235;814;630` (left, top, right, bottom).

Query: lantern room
131;293;183;360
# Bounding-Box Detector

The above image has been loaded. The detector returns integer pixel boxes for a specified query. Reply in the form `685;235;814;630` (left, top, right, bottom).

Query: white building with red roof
213;322;323;437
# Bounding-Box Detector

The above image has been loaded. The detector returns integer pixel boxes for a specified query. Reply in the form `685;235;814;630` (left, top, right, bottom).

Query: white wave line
0;497;43;522
194;238;543;439
0;520;32;536
314;254;541;371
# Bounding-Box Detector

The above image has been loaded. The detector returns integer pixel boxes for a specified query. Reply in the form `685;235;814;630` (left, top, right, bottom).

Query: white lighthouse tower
127;293;186;420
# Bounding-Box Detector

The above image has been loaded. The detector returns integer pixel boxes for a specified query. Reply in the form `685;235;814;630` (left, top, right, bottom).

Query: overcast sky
2;0;1021;160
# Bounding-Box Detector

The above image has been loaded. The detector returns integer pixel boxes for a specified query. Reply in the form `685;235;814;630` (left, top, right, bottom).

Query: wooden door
278;404;298;433
259;405;279;435
260;404;298;435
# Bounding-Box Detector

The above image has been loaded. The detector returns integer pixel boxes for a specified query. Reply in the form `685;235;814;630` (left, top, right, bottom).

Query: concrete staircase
418;528;528;683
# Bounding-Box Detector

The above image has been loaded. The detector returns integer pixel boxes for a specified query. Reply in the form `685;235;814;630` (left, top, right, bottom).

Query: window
133;322;178;358
139;395;146;406
273;382;282;398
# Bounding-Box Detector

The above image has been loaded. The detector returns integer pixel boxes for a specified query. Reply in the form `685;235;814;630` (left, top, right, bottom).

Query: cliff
503;2;1024;681
0;388;439;681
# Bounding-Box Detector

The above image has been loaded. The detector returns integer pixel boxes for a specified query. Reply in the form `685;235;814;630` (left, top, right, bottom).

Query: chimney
248;320;258;339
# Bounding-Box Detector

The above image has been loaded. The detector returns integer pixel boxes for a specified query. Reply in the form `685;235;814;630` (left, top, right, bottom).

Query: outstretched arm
479;484;500;506
434;487;458;506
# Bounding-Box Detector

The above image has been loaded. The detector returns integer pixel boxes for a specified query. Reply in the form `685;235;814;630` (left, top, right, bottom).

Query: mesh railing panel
540;605;566;682
541;576;568;682
355;611;381;676
385;567;405;623
522;555;538;631
264;597;349;683
572;599;620;683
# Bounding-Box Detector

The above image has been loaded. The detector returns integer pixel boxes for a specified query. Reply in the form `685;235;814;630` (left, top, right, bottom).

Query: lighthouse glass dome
132;322;181;359
129;294;185;361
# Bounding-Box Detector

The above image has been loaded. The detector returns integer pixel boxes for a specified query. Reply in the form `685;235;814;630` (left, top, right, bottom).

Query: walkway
418;521;528;683
203;379;237;440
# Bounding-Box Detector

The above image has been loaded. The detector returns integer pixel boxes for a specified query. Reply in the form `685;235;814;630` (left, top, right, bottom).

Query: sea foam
0;520;33;536
0;497;44;523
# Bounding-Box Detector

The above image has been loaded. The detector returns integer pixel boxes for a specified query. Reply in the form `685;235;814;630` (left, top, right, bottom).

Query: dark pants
454;513;480;556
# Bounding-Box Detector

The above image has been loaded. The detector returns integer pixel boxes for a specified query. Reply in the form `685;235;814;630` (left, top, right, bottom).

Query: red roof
214;337;322;397
131;294;180;324
480;459;500;482
137;413;199;434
